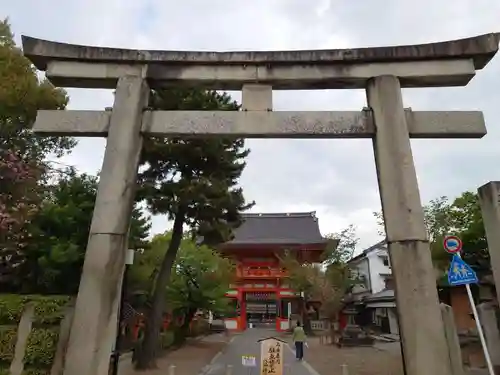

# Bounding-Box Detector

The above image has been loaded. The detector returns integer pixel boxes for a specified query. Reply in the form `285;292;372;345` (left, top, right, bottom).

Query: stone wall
0;295;73;375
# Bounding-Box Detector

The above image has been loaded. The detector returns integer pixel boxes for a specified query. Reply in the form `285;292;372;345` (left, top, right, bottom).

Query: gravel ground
303;337;404;375
120;333;230;375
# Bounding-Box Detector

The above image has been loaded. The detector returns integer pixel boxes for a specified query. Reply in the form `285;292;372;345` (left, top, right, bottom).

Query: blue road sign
448;254;478;286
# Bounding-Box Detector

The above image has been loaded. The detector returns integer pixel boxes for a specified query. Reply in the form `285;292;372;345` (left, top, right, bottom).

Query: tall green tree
373;191;490;278
2;169;151;294
128;232;234;345
0;19;74;159
135;89;253;369
167;242;234;331
0;19;76;284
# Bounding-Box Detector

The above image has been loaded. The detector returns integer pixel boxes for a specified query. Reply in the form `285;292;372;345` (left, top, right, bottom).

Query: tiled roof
348;239;387;263
223;212;326;246
364;289;395;301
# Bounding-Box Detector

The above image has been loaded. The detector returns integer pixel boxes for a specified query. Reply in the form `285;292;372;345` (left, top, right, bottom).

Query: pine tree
135;88;254;368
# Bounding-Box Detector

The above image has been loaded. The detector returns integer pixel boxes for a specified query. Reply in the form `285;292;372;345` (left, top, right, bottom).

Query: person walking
292;321;307;361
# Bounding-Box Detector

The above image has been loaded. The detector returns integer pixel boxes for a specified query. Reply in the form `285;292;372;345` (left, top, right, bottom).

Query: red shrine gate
217;212;330;331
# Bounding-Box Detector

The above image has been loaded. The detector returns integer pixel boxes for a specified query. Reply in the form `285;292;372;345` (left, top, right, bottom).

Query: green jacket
292;326;306;342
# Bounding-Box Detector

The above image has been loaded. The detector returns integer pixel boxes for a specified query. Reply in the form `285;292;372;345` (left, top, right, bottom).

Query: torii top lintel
21;33;500;90
22;33;500;69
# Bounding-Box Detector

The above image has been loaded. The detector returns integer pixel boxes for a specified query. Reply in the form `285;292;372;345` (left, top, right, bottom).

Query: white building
347;240;399;336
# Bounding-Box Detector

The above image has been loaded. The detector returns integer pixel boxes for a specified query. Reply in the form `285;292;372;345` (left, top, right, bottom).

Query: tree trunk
302;297;313;335
178;308;197;341
135;209;185;370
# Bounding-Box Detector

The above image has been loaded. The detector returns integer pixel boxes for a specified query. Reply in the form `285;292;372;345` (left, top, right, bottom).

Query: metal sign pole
460;255;495;375
444;236;494;375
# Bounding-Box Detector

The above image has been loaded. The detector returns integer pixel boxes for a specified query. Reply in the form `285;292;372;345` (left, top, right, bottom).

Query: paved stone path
201;329;319;375
119;333;230;375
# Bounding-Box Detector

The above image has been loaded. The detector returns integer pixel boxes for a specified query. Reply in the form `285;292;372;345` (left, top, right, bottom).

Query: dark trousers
295;341;304;359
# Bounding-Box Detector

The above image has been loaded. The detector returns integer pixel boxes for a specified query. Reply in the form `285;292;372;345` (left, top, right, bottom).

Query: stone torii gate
22;33;499;375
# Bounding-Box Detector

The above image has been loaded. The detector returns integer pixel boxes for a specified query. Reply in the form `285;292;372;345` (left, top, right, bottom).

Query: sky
3;0;500;253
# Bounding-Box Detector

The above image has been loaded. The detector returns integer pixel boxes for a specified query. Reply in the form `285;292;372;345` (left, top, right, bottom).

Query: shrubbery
0;295;71;374
189;319;210;337
0;327;17;366
160;331;174;350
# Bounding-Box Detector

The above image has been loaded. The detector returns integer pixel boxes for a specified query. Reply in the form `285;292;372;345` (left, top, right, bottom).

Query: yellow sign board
259;338;284;375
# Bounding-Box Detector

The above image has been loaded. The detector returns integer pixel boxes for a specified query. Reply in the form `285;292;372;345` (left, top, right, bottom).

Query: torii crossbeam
22;32;500;375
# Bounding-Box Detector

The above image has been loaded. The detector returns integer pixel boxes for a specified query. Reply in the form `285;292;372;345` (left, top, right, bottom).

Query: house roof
221;212;327;246
365;289;395;301
348;239;387;264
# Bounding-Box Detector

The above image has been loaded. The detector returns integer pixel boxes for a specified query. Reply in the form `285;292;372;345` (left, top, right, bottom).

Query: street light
111;249;135;375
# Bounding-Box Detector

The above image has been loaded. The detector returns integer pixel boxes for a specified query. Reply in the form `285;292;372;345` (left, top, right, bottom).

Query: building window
381;256;390;267
385;277;394;290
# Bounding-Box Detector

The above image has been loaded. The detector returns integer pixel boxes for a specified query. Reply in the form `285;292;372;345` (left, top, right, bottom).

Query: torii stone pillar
65;74;148;375
477;182;500;372
21;32;500;375
478;182;500;303
367;75;450;374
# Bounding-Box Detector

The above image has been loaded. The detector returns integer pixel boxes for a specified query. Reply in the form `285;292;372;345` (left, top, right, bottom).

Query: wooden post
63;74;149;375
367;75;452;375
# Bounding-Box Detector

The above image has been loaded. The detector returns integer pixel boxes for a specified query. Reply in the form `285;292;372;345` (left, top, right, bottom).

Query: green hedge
160;331;175;350
0;295;70;325
0;327;17;365
0;294;71;375
32;297;70;325
23;328;60;370
0;295;27;325
189;319;210;337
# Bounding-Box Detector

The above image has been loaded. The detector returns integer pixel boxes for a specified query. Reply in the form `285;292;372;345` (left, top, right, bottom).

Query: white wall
366;247;391;294
350;244;392;295
350;257;370;293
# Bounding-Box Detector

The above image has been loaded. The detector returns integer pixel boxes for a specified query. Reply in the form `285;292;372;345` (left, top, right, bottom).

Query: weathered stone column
367;75;451;375
478;181;500;303
440;303;464;375
63;74;149;375
477;301;500;370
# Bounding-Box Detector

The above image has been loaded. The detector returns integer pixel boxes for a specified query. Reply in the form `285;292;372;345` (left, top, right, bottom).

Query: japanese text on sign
260;339;283;375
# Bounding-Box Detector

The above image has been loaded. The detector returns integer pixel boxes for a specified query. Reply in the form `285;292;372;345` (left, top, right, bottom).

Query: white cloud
3;0;500;251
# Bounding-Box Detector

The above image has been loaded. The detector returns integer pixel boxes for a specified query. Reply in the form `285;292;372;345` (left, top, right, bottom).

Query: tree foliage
322;224;358;265
373;191;490;278
135;89;253;369
1;169;151;294
0;18;74;159
166;238;234;317
138;89;253;245
0;149;40;282
128;232;234;343
0;18;76;284
279;225;360;334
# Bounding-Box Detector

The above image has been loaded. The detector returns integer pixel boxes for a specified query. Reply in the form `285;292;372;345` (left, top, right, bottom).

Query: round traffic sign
443;235;462;253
